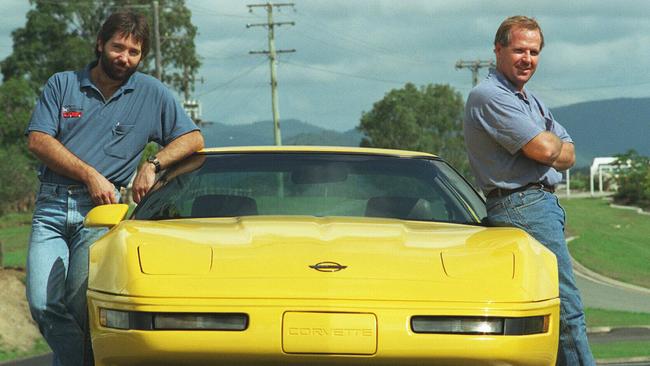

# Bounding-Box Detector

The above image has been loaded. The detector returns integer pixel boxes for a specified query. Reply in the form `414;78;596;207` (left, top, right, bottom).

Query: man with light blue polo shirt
25;11;203;366
464;16;594;365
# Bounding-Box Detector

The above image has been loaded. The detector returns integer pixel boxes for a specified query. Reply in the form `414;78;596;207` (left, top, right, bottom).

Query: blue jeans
26;183;118;366
486;189;595;366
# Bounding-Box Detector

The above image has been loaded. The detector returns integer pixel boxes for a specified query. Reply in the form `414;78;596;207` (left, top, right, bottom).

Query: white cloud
3;0;650;129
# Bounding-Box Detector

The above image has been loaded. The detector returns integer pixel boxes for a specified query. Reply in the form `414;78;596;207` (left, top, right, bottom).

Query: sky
2;0;650;132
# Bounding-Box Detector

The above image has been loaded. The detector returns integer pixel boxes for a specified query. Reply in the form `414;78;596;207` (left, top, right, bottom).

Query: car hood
88;216;558;303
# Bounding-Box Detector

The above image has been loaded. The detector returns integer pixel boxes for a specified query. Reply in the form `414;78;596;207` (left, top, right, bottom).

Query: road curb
567;236;650;295
597;356;650;365
588;325;650;334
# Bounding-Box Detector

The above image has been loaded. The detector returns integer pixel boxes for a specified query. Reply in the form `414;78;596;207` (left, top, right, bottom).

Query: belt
486;182;555;199
40;182;124;193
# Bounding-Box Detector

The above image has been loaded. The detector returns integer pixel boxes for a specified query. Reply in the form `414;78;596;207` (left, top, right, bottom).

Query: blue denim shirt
463;69;572;194
26;62;199;187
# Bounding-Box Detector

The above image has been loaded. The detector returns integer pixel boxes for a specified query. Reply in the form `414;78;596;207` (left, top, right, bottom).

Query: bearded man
25;11;203;366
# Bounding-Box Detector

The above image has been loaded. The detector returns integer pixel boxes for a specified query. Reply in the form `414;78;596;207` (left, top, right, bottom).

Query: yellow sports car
85;146;559;366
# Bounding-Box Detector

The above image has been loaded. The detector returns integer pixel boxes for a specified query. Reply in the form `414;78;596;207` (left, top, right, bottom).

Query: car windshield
132;152;487;224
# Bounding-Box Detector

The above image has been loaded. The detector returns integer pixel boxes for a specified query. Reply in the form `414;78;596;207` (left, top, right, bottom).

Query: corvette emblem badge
309;261;348;272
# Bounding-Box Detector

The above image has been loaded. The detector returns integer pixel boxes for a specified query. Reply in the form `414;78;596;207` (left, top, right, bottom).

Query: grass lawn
0;212;32;268
591;341;650;360
586;308;650;327
561;197;650;288
0;339;49;362
585;308;650;359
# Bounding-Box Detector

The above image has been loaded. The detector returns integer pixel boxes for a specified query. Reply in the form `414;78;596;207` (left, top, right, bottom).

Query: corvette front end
85;147;560;365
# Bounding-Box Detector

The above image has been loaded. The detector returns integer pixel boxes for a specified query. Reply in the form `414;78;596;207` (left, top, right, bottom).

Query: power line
186;4;264;19
294;9;395;55
533;79;650;92
196;60;266;97
281;60;409;85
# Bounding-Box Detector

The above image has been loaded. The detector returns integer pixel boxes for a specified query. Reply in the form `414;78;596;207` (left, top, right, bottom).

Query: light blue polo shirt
26;62;199;187
463;69;572;194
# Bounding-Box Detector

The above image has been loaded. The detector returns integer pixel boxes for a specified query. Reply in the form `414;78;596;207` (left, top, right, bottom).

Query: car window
133;153;486;225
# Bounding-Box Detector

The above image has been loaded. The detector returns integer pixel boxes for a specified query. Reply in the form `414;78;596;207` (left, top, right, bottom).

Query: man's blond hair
494;15;544;50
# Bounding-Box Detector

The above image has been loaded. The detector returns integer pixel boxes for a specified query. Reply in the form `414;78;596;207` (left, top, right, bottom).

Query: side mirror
84;204;129;228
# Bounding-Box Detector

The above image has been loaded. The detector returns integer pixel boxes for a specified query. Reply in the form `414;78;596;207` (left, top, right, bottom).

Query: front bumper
88;290;559;366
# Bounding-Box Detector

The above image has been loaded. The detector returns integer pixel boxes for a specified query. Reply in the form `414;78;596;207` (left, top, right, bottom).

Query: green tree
0;78;37;154
0;78;39;214
613;150;650;208
358;83;470;177
1;0;201;96
0;146;38;215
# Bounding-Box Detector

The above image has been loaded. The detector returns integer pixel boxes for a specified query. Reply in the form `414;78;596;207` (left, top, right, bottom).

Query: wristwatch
146;155;161;173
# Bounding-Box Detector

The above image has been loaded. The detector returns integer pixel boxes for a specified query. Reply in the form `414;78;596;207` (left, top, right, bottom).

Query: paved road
577;274;650;313
572;256;650;313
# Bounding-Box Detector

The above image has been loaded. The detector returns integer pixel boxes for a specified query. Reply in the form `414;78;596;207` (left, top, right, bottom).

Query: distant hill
552;97;650;167
201;98;650;168
202;118;363;147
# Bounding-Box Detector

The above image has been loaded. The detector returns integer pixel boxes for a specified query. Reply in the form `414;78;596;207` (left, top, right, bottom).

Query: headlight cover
411;315;549;335
99;308;248;331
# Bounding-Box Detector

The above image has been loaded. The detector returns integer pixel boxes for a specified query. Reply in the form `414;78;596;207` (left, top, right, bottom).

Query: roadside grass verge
586;308;650;327
561;197;650;289
0;212;31;268
585;308;650;359
0;339;49;362
591;341;650;360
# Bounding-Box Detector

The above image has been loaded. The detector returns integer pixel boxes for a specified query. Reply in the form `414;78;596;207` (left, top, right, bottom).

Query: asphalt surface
577;273;650;313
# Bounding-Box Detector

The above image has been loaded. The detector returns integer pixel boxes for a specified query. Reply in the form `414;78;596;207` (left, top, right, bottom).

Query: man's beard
99;52;138;81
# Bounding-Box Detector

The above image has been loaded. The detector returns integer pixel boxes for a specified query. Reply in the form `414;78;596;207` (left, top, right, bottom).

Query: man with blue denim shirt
464;16;594;365
25;11;203;366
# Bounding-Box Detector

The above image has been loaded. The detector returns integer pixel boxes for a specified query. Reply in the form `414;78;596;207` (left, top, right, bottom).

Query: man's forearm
28;131;96;182
28;131;117;204
521;131;562;166
521;131;575;171
155;130;204;170
551;142;575;171
131;130;204;203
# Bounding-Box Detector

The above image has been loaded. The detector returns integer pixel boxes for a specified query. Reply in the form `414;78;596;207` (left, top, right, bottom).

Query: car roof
199;146;438;158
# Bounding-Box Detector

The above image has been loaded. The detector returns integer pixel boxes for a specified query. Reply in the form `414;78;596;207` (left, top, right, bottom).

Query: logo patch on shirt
62;105;83;118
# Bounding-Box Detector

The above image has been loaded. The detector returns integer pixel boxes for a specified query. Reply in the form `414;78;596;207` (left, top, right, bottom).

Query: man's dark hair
494;15;544;50
95;11;150;59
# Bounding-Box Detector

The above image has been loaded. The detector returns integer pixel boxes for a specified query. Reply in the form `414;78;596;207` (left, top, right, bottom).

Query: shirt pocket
103;123;138;159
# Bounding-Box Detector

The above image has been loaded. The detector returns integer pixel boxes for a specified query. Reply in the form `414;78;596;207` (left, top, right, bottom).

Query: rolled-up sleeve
473;93;544;155
152;88;200;146
26;75;62;137
547;110;573;143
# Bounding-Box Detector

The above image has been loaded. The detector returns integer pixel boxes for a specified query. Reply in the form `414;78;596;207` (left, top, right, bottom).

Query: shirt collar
80;61;137;92
489;69;528;99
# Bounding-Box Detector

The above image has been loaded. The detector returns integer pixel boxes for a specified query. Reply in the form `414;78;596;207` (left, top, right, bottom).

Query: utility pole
182;65;207;127
247;2;295;146
455;59;495;87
